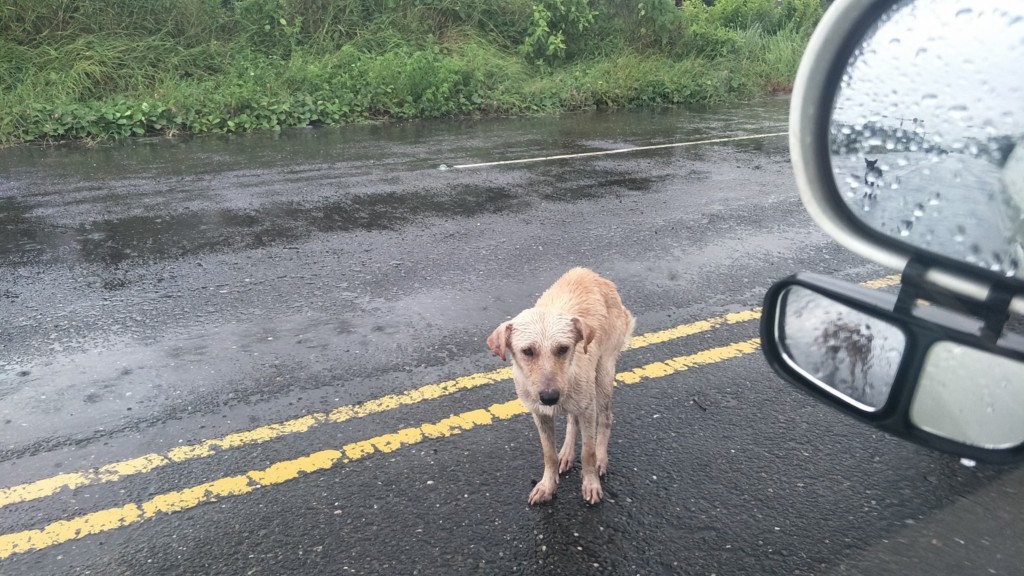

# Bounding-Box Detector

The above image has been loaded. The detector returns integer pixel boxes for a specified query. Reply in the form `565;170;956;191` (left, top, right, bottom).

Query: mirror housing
761;272;1024;464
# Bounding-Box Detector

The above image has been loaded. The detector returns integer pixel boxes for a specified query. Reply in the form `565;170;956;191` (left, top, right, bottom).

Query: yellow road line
0;338;761;560
0;308;759;510
860;275;901;289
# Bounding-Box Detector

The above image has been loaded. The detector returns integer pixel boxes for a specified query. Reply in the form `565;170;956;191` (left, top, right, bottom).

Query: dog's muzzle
538;389;560;406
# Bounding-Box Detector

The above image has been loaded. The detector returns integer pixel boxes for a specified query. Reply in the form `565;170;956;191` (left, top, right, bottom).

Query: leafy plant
634;0;685;52
520;0;597;65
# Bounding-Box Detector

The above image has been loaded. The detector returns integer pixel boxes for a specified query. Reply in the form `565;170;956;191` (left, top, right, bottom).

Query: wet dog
863;158;883;198
487;267;635;504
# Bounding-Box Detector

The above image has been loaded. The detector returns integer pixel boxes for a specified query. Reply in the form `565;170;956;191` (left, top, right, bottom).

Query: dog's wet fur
487;267;634;504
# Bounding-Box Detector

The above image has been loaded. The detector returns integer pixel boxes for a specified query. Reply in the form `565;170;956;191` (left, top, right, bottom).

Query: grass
0;0;824;146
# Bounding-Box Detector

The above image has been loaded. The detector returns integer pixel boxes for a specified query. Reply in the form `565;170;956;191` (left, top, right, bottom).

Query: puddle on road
0;183;528;266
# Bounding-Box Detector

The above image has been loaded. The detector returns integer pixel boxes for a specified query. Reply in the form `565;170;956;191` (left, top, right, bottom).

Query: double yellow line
0;275;900;559
0;310;763;511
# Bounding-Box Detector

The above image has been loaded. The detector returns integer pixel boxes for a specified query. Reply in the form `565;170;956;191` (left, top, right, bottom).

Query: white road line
448;131;790;169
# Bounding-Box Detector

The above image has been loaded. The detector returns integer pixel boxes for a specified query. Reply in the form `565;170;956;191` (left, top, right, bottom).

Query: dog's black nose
539;389;560;406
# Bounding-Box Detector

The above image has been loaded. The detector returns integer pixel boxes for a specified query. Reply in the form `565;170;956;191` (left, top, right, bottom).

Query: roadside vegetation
0;0;824;145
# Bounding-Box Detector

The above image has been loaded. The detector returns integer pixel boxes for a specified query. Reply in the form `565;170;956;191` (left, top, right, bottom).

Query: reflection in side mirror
776;285;906;411
829;0;1024;279
911;342;1024;449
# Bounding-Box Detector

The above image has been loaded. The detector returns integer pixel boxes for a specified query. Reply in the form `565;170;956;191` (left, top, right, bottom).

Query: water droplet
920;93;938;105
955;8;973;18
438;164;450;171
916;48;929;58
970;243;982;256
948;104;969;119
954;225;965;242
913;204;925;218
929;193;941;206
898;221;913;236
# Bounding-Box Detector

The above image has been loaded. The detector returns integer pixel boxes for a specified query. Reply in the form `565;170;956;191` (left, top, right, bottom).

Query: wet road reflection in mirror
777;286;906;410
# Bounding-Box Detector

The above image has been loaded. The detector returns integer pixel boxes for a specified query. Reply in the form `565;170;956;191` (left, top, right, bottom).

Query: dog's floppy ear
487;321;513;361
571;317;596;354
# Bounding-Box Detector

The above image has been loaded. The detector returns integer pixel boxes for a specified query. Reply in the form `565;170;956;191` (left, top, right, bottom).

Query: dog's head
865;158;878;169
487;309;595;407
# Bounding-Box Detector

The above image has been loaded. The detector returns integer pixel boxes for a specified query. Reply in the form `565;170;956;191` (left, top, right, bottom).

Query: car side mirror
765;0;1024;463
761;273;1024;464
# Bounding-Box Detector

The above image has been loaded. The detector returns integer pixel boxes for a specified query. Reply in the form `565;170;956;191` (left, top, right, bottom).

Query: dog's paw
557;449;576;474
582;476;603;504
528;480;557;505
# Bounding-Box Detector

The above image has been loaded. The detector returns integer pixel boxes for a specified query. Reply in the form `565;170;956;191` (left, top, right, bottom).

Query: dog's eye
521;347;535;357
555;345;570;356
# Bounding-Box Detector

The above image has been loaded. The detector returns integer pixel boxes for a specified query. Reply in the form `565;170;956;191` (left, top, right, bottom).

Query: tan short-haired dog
487;267;635;504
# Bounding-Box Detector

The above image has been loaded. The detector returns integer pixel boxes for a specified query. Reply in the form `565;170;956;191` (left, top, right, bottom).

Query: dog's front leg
528;412;559;504
558;414;578;474
580;407;603;504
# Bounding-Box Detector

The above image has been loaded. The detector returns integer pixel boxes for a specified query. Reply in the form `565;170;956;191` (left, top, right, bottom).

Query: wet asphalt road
1;97;1021;575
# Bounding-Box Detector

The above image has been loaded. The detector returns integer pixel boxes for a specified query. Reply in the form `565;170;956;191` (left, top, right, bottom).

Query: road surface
1;97;1021;575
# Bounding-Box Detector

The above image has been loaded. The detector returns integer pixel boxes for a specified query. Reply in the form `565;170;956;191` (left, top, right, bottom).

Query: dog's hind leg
594;360;615;477
558;414;578;474
528;412;560;505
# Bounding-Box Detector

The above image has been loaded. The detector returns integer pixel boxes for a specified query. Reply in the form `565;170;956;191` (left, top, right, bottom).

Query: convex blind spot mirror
911;342;1024;450
776;285;905;411
765;0;1024;464
762;274;1024;464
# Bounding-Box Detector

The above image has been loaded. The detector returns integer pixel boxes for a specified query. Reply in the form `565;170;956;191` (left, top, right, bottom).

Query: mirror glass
829;0;1024;279
776;286;907;411
910;342;1024;449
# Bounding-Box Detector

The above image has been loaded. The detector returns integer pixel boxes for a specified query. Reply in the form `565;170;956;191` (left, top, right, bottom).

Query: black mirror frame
761;272;1024;465
790;0;1024;314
